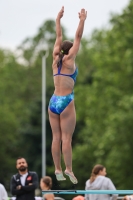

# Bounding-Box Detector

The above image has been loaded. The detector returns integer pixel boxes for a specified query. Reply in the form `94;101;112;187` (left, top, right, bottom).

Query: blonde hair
90;164;105;183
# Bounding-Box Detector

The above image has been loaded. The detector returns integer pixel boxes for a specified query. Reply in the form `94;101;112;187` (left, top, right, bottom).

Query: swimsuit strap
53;57;78;82
57;58;63;74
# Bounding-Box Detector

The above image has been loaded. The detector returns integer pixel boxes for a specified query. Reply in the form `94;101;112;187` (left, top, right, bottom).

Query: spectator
73;195;84;200
122;195;133;200
40;176;54;200
0;183;8;200
10;157;38;200
85;164;118;200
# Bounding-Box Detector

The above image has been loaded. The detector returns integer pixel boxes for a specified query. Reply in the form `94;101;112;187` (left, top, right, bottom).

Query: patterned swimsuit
49;59;78;115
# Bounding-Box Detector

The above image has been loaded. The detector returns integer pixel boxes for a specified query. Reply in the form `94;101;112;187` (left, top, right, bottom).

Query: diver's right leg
48;108;62;172
48;108;66;180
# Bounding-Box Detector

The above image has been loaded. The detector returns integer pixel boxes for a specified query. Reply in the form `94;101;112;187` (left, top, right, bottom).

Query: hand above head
78;8;87;21
57;6;64;19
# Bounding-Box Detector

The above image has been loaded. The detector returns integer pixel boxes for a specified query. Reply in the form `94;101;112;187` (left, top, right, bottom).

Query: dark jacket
10;171;38;200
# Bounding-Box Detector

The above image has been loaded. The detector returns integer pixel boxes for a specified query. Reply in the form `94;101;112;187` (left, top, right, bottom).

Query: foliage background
0;0;133;199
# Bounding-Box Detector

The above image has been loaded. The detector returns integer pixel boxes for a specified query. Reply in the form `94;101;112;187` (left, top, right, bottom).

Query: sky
0;0;129;51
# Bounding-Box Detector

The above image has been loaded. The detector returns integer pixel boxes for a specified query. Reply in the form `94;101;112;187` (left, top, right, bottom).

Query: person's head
90;164;106;183
57;40;73;67
61;40;73;55
16;157;28;174
72;195;84;200
122;196;133;200
40;176;52;190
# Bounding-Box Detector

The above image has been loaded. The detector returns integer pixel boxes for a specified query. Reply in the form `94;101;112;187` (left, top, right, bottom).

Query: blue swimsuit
49;59;78;115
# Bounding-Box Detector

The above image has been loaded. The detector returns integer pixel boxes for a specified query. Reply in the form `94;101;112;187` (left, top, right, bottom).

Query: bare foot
64;170;78;184
55;170;63;174
55;170;66;181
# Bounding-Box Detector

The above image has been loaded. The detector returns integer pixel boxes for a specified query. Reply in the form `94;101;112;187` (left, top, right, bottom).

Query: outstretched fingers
78;8;87;20
58;6;64;19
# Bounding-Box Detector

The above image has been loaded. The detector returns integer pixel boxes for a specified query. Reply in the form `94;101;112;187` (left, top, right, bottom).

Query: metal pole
42;51;49;177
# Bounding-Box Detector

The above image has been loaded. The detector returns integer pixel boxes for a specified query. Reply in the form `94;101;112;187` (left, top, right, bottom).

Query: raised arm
53;6;64;58
68;8;87;59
